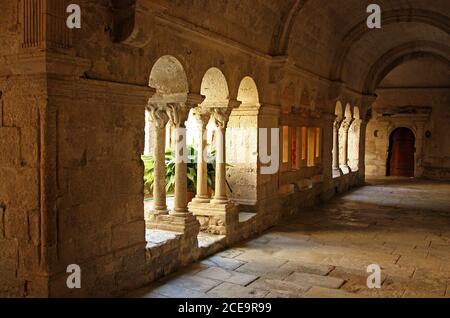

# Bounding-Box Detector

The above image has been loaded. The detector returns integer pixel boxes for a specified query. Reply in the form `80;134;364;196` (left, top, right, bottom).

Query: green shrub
142;145;216;196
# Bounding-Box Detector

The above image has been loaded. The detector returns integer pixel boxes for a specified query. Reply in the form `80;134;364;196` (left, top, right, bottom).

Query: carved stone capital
166;103;192;128
212;108;232;129
352;118;363;128
193;108;211;129
340;118;354;132
147;103;169;129
333;119;342;131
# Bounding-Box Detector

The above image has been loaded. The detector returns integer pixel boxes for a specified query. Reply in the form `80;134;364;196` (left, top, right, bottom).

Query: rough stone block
112;128;140;161
303;286;360;298
112;220;146;250
60;128;87;167
248;278;310;296
0;127;20;167
68;165;112;205
3;98;39;127
0;204;5;239
197;266;258;286
200;255;245;271
19;127;38;167
110;162;143;196
4;208;29;241
0;239;19;274
280;261;334;276
159;273;222;293
17;243;40;278
287;272;345;289
207;282;269;298
146;283;211;298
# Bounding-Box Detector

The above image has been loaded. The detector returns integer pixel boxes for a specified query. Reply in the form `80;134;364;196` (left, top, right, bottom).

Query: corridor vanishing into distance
131;179;450;298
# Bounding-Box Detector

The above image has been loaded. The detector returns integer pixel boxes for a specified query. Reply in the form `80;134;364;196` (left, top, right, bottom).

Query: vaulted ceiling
112;0;450;92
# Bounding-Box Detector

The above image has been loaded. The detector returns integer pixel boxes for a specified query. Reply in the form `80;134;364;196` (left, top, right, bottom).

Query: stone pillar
340;118;354;174
332;119;343;177
211;107;231;205
349;118;362;171
147;103;169;216
166;103;192;217
358;119;368;184
192;109;211;203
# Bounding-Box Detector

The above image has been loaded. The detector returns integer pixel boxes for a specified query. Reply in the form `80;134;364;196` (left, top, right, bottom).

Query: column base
192;196;211;204
147;213;200;236
210;196;229;205
145;209;169;222
189;201;238;236
332;168;343;178
170;207;191;217
340;165;351;175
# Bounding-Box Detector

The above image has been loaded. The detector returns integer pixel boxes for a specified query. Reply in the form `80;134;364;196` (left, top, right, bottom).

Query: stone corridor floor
130;178;450;298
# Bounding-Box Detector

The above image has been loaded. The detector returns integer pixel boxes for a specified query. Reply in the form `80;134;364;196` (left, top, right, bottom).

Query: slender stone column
148;103;169;215
166;103;192;217
340;118;354;173
192;109;211;203
211;108;232;205
332;119;342;176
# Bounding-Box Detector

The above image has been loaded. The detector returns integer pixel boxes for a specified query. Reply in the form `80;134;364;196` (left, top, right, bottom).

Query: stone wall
0;74;45;297
366;88;450;180
0;2;49;297
226;107;259;205
1;0;440;298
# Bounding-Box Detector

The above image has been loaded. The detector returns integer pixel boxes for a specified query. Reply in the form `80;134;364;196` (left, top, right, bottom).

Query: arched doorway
387;127;415;177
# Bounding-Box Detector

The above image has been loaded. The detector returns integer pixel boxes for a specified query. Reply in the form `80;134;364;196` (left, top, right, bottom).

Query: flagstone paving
130;178;450;298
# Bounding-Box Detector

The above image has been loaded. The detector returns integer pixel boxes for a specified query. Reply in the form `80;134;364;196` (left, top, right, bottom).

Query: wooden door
388;128;415;177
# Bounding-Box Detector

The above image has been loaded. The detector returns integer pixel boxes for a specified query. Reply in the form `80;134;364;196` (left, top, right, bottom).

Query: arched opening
190;66;243;234
237;76;259;105
149;55;189;96
201;67;229;102
144;55;189;216
348;106;361;171
386;127;415;177
188;67;230;203
199;66;230;150
332;101;343;177
338;104;353;174
226;76;260;204
146;55;190;152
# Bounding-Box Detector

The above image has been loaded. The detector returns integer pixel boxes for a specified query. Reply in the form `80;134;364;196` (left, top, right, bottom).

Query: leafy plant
142;145;216;196
142;155;155;196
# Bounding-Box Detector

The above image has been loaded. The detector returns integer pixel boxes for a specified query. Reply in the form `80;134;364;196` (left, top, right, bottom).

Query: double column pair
148;102;192;218
332;117;354;175
149;102;232;223
192;107;231;205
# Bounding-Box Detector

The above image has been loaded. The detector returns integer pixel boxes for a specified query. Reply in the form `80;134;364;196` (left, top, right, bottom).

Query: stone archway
338;104;353;174
226;76;260;205
348;106;361;172
146;55;199;226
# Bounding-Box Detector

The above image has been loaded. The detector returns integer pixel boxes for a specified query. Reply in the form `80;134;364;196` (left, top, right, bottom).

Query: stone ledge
239;212;257;223
145;229;180;249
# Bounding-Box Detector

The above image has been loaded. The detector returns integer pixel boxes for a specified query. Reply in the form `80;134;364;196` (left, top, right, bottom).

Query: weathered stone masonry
1;0;449;297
